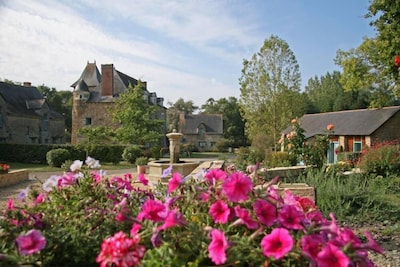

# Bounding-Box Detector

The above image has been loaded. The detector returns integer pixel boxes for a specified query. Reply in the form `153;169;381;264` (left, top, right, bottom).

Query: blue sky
0;0;375;107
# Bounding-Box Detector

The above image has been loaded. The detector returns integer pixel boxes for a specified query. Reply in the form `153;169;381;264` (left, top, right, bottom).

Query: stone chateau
71;61;167;145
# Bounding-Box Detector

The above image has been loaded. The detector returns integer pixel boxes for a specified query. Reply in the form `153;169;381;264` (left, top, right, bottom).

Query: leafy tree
111;81;164;145
334;0;400;106
304;71;370;112
77;126;115;156
239;35;302;150
201;97;248;147
166;98;198;132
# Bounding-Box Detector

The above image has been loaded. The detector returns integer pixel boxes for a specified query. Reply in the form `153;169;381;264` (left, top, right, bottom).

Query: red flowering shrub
357;140;400;176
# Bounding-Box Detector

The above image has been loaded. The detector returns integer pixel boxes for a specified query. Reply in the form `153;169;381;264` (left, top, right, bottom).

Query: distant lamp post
394;55;400;67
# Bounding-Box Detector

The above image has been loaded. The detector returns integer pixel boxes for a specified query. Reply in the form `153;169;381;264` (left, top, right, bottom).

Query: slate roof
181;114;223;134
70;62;101;88
116;70;139;88
294;106;400;138
0;82;64;119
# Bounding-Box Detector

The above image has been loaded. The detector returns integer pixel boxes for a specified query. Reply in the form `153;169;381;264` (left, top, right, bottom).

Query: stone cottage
0;81;65;144
288;106;400;163
179;112;223;151
71;61;167;145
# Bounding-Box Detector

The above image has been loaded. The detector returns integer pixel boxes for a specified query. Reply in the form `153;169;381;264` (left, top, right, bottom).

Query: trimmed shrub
122;145;142;164
46;148;71;167
266;151;297;167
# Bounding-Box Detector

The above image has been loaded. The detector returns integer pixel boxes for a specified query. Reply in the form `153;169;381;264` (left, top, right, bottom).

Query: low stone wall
0;169;29;188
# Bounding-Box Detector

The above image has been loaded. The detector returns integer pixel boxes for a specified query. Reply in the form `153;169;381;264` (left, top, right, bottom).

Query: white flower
70;160;83;172
43;175;61;192
85;156;101;169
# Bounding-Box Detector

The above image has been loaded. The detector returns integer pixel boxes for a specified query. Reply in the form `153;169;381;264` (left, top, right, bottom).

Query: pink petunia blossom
34;193;45;204
253;199;277;227
209;200;230;224
222;172;253;202
261;228;293;260
15;229;46;255
278;204;305;230
167;172;182;194
233;205;258;229
301;234;324;260
137;199;166;222
158;208;187;230
58;172;77;187
6;198;14;210
316;243;350;267
138;173;149;186
204;169;227;183
96;231;145;267
208;229;230;265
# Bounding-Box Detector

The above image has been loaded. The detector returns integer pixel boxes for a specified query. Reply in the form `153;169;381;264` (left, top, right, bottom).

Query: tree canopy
239;35;302;149
334;0;400;107
111;81;164;145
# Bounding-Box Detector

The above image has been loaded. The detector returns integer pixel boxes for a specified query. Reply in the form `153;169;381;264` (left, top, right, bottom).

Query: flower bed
0;157;384;266
0;169;29;188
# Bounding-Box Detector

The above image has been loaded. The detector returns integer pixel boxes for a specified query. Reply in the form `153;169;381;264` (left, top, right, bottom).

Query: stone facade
179;113;224;152
0;82;65;144
71;62;167;145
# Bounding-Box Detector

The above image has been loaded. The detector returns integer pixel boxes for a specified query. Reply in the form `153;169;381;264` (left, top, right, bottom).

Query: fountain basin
148;160;200;181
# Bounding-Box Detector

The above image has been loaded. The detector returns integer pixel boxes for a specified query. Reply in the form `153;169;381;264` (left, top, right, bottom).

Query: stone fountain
147;130;200;181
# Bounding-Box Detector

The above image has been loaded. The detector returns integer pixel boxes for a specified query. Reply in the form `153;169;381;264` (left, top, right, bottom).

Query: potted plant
0;162;10;174
135;156;148;174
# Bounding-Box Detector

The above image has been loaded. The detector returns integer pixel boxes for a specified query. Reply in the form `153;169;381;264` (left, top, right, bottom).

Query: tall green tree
112;81;164;145
239;35;301;150
201;97;248;147
166;98;198;132
304;71;370;112
335;0;400;107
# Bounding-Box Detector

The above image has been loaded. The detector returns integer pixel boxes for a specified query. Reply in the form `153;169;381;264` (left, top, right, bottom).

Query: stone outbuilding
0;81;65;144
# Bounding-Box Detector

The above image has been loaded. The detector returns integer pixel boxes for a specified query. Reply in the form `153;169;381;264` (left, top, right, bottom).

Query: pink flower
58;172;77;187
261;228;293;260
222;172;253;202
316;243;350;267
15;229;46;255
138;173;149;186
208;229;229;265
167;172;182;194
96;231;145;267
34;193;45;204
253;199;277;227
158;208;187;230
204;169;227;183
209;200;230;224
233;206;258;229
278;204;305;230
301;234;324;260
6;198;14;210
137;199;166;222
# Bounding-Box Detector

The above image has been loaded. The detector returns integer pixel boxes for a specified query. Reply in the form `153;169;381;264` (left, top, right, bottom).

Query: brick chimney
101;64;114;96
23;82;31;87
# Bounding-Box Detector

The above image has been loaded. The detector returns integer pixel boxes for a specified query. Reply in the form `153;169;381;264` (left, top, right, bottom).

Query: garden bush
266;151;297;168
0;157;384;266
122;145;142;164
357;140;400;176
46;148;71;167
